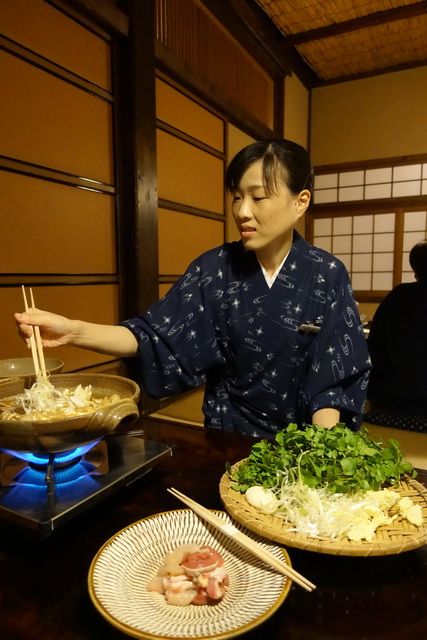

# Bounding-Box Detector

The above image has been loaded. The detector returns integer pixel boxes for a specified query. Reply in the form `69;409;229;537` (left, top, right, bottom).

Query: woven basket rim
219;460;427;557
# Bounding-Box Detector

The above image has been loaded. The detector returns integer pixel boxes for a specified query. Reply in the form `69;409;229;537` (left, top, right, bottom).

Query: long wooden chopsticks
21;285;47;378
167;487;316;592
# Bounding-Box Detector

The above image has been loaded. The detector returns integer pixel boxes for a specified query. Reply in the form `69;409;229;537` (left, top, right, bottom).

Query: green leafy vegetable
229;423;416;495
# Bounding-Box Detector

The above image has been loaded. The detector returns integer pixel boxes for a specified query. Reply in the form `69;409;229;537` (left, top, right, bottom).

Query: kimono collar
257;250;290;288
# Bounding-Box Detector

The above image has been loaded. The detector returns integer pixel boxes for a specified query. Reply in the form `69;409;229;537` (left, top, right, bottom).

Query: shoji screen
153;74;226;424
313;213;397;291
310;156;427;308
0;0;119;372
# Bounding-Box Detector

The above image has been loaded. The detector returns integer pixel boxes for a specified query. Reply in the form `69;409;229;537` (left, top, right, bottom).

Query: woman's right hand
15;310;138;357
15;309;76;349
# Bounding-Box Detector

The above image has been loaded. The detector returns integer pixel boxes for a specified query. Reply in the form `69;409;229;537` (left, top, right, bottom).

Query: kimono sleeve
120;259;225;398
302;268;371;428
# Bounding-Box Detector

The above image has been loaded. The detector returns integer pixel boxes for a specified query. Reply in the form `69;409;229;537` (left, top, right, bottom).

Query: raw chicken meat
147;544;229;606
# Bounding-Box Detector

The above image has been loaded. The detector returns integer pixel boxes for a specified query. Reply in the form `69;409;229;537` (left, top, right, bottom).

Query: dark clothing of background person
366;279;427;431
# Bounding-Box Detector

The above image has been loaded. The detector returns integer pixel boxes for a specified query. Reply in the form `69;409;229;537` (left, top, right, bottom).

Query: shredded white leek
245;475;422;541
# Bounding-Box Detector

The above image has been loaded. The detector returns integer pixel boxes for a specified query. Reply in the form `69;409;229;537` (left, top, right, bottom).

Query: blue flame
15;460;96;487
0;468;100;508
3;440;100;465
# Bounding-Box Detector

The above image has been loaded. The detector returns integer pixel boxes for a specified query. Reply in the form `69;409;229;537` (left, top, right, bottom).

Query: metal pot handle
85;399;140;434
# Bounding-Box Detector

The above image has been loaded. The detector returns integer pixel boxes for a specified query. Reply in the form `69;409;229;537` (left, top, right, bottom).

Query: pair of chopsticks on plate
21;285;47;378
167;487;316;592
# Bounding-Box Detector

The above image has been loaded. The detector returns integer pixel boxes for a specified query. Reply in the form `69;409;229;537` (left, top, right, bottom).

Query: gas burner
0;440;108;489
4;440;100;467
0;435;173;536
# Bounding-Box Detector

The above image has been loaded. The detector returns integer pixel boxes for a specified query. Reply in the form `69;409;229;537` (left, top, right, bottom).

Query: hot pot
0;373;140;454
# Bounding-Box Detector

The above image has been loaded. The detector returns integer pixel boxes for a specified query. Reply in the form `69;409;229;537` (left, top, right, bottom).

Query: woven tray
219;461;427;557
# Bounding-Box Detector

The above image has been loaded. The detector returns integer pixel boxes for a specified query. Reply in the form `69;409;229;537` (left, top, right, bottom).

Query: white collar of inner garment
257;249;290;288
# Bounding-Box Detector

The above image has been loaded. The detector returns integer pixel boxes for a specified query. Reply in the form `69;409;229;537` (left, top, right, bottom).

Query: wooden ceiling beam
282;2;427;47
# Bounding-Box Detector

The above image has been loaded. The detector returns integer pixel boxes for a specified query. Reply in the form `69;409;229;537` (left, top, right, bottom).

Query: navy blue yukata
121;232;371;438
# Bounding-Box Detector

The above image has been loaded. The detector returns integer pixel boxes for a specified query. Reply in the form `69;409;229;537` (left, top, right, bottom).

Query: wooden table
0;416;426;640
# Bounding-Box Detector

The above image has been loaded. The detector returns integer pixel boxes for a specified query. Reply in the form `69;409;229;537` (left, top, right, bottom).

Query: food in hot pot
148;544;229;606
0;375;121;422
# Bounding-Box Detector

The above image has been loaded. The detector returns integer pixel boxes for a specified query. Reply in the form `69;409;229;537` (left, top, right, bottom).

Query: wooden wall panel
159;283;172;298
0;4;118;374
0;0;111;90
156;78;223;151
157;129;224;212
311;68;427;165
158;209;224;274
0;51;113;183
152;73;226;425
0;284;119;369
0;171;116;273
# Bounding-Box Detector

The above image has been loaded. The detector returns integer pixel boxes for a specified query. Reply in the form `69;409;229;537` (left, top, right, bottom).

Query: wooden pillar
118;0;158;319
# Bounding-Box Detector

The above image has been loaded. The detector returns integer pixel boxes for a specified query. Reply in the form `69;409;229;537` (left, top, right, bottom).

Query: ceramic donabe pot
0;373;140;454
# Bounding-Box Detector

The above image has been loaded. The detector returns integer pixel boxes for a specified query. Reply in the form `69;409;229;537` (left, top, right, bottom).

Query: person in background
365;240;427;432
15;140;370;438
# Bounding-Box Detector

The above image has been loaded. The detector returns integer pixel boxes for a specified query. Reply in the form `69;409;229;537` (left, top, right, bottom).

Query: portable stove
0;434;172;536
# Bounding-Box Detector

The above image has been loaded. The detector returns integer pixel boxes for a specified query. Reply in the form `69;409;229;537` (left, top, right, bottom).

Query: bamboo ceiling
254;0;427;82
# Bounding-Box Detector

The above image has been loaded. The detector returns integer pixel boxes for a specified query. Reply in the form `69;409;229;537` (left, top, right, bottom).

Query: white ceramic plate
88;509;292;639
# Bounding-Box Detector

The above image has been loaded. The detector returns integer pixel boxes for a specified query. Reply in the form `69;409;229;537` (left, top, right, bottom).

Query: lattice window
313;212;397;291
314;163;427;204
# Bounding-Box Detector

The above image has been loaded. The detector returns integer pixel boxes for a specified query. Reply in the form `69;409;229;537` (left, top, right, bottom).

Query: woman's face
231;159;309;259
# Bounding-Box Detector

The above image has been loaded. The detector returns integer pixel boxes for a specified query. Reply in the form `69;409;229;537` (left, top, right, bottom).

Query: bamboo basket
219;460;427;557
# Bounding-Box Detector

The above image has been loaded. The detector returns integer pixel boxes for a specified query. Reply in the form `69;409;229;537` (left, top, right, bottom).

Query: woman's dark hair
225;139;313;196
409;240;427;280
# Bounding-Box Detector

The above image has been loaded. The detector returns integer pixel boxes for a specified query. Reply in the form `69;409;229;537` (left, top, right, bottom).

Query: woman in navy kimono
15;140;370;437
